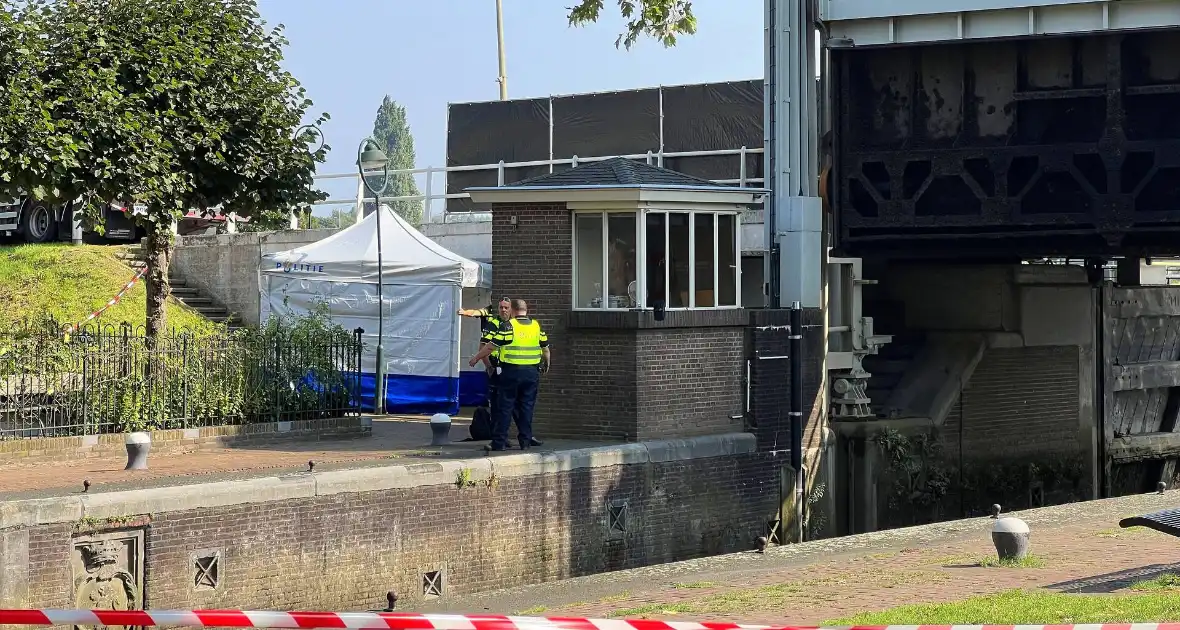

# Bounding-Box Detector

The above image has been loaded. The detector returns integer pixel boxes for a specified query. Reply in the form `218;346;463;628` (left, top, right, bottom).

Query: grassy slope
827;588;1180;624
0;243;216;332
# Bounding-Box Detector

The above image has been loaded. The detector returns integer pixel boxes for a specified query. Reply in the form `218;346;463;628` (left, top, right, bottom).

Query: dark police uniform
471;306;504;405
486;316;548;451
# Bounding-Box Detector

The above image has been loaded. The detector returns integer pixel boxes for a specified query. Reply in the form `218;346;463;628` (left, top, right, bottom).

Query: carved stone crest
70;530;144;630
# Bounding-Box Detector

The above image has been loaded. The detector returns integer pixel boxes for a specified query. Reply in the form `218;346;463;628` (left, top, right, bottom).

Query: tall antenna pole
495;0;508;100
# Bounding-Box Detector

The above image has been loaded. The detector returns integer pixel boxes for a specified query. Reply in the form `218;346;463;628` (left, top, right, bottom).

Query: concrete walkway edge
0;432;756;528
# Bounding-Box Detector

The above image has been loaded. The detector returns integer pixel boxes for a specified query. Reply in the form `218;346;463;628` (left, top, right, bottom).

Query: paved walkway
423;491;1180;625
0;415;611;500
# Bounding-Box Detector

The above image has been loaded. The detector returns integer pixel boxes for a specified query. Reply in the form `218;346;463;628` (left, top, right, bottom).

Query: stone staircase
116;244;241;329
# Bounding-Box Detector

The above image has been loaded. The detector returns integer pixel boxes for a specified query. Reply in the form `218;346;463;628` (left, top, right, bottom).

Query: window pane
718;214;738;306
668;212;690;308
607;213;637;308
645;212;666;308
694;213;715;307
574;213;604;308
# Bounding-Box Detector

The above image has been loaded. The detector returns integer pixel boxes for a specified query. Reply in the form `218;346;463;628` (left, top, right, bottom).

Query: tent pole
375;203;387;415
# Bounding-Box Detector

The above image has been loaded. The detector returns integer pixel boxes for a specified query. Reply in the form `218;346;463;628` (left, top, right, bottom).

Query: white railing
311;146;766;224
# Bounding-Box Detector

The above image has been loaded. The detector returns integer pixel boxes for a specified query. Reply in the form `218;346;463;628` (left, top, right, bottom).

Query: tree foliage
0;0;329;336
567;0;696;49
310;206;357;230
369;96;422;225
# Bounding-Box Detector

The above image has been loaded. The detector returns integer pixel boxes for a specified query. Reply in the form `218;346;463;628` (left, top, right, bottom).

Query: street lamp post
357;138;392;415
495;0;508;100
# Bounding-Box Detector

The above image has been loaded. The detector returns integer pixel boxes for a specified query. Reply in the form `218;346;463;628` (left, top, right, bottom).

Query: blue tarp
346;370;489;415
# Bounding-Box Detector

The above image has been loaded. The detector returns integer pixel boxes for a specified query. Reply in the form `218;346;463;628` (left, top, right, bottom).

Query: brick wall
568;330;637;440
635;329;745;440
490;202;764;443
490;203;576;437
21;454;779;611
941;346;1082;459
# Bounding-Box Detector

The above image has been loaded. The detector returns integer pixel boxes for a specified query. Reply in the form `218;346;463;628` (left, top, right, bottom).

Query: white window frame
571;207;742;312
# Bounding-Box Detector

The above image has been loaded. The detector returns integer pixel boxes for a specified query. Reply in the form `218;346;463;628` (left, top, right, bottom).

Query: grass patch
1097;525;1150;538
514;606;548;615
0;243;215;332
977;554;1046;568
672;582;715;589
1131;573;1180;591
826;588;1180;624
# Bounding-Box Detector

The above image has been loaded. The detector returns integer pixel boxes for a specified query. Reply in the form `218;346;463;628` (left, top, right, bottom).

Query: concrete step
169;287;199;297
193;306;229;316
176;296;214;307
168;277;187;287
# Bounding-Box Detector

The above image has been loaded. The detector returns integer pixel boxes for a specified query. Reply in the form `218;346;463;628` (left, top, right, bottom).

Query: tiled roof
505;157;732;189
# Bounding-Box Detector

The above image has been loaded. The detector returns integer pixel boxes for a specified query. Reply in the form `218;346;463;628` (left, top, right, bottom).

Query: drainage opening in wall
422;570;444;598
766;519;782;545
193;550;221;590
607;499;628;539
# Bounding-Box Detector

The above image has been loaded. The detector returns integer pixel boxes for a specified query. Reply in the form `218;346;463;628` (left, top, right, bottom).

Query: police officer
458;298;511;410
468;299;548;452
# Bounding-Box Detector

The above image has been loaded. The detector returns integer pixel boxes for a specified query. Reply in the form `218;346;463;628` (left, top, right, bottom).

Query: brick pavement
427;492;1180;625
0;415;608;495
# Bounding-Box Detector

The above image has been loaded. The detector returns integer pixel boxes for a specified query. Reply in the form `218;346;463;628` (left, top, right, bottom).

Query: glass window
667;213;690;308
574;213;604;308
645;212;666;308
718;214;738;306
573;209;740;311
694;213;715;307
607;213;637;308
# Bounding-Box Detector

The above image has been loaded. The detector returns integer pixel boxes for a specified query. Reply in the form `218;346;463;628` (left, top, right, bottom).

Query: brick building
467;158;776;442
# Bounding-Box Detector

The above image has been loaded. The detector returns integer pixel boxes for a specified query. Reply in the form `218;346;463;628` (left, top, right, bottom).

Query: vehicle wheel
20;201;58;244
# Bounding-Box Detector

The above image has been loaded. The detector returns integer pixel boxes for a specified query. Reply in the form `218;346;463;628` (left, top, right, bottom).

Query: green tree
368;96;422;225
567;0;697;49
310;206;357;230
0;0;328;338
0;1;60;197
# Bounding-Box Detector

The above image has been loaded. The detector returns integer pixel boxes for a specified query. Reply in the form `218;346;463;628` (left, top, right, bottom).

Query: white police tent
259;205;492;414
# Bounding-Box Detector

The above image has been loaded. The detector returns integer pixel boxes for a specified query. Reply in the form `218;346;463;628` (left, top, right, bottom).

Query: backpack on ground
467;405;493;441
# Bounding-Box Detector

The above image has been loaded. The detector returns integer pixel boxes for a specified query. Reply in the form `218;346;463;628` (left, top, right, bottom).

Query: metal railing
0;322;362;439
311;146;766;224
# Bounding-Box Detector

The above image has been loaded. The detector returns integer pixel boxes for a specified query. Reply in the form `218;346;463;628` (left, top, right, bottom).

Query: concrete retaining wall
0;433;780;611
171;229;339;326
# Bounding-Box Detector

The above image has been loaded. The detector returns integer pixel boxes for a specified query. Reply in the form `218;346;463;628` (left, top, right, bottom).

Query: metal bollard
429;413;452;446
991;516;1030;561
124;432;151;470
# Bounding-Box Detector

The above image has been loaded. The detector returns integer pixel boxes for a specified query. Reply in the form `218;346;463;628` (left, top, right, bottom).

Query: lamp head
357;141;389;172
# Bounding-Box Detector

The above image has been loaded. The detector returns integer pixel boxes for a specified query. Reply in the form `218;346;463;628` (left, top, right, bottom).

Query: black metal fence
0;322;363;439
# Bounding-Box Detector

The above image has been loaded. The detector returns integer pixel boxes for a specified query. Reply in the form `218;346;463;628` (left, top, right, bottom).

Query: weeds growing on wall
874;428;1089;528
0;304;361;438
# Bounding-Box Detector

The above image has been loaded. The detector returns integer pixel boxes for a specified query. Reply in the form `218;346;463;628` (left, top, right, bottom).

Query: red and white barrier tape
0;611;782;629
0;611;1177;630
64;266;147;334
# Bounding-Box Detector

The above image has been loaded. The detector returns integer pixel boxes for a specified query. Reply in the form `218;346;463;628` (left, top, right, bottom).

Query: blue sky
256;0;763;213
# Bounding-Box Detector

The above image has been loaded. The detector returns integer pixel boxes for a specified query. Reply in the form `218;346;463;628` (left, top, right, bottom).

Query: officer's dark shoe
518;441;530;451
483;444;507;453
529;437;543;447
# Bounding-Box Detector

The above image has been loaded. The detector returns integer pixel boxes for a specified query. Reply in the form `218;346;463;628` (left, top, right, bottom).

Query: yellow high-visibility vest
499;319;543;365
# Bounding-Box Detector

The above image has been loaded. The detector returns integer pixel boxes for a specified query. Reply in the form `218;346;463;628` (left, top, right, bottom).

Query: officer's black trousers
486;367;521;440
492;364;539;450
